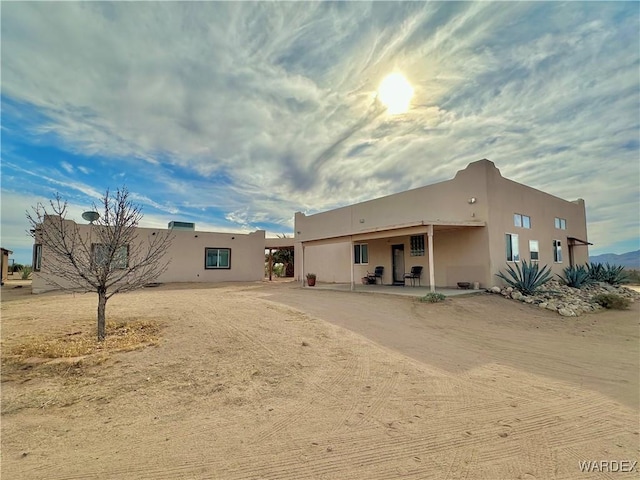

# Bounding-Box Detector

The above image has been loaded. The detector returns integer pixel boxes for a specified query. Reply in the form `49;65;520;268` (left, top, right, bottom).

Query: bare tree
27;187;173;341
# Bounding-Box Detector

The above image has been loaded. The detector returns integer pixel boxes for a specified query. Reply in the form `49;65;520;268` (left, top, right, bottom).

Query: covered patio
298;220;486;292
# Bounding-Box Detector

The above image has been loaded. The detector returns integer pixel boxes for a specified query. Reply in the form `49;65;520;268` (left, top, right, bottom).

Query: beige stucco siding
298;242;351;283
32;217;265;293
295;159;590;288
486;171;589;283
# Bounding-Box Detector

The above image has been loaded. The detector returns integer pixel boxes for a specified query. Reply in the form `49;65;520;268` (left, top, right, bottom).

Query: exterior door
392;244;405;284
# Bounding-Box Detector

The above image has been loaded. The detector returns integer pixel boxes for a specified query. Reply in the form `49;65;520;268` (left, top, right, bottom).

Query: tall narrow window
33;244;42;271
354;244;369;264
410;235;425;256
506;234;519;262
205;248;231;269
553;240;562;263
529;240;539;262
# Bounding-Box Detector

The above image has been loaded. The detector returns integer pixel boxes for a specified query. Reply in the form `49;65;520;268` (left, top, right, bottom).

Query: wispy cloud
1;2;638;262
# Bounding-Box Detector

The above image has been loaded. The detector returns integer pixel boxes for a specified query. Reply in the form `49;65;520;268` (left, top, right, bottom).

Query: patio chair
403;266;423;287
368;266;384;284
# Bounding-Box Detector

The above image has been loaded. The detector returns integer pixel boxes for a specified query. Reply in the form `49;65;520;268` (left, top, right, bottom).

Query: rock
546;304;558;311
538;302;548;309
511;291;523;301
506;287;513;293
558;308;576;317
524;297;534;304
490;286;501;294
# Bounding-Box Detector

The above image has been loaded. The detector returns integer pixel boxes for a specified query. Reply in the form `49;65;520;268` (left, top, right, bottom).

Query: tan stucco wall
32;217;265;293
486;169;589;284
156;229;265;283
295;159;590;288
295;242;351;283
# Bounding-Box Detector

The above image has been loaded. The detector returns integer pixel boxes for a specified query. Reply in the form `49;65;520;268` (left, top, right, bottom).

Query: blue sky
2;2;639;265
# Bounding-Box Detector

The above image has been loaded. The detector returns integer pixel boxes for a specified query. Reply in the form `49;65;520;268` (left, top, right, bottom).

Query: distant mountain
589;250;640;269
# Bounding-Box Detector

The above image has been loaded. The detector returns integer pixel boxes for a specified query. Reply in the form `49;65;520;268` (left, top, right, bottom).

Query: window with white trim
514;213;531;229
506;233;520;262
205;248;231;269
92;244;129;269
33;244;42;271
555;217;567;230
410;235;425;256
354;243;368;264
529;240;539;262
553;240;562;263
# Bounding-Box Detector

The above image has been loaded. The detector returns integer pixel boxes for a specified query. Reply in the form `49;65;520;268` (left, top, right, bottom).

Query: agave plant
586;262;628;285
585;262;606;282
602;263;628;285
559;265;592;288
496;260;553;295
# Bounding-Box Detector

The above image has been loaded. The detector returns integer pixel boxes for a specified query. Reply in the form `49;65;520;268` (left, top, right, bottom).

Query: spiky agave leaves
559;265;592;288
496;260;553;295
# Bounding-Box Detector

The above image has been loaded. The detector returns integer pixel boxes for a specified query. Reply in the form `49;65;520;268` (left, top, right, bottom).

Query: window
553;240;562;263
514;213;531;229
92;244;129;269
205;248;231;269
506;234;520;262
354;243;368;264
555;217;567;230
410;235;425;256
529;240;539;262
33;244;42;271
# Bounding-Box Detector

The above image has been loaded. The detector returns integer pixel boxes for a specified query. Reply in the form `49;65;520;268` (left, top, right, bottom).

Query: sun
378;72;414;114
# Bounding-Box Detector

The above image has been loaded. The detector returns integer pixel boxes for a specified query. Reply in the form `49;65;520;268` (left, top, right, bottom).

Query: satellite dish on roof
82;211;100;224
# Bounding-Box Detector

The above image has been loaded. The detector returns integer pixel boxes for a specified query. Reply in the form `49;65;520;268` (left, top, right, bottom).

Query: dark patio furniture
403;266;423;287
367;266;384;285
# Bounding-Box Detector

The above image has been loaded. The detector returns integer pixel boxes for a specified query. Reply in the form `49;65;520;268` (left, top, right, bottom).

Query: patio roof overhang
567;236;593;246
265;237;295;249
298;220;486;247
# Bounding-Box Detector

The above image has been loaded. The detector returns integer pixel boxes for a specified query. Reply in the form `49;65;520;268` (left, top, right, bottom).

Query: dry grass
3;319;162;365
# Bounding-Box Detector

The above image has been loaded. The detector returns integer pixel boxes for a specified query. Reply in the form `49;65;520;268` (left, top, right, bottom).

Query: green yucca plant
496;260;553;295
559;265;592;289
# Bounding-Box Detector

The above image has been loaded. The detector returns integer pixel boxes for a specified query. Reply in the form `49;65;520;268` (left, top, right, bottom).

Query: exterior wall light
468;197;477;204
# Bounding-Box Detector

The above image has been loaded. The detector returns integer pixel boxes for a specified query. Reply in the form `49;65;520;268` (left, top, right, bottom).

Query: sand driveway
2;281;638;479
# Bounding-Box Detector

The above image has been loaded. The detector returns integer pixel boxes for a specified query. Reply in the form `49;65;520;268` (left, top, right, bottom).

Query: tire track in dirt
352;369;399;427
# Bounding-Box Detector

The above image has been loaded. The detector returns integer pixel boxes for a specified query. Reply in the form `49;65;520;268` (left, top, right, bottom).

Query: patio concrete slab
308;282;482;297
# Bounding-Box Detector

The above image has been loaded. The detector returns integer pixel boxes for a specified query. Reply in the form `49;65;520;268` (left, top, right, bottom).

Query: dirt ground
1;280;638;479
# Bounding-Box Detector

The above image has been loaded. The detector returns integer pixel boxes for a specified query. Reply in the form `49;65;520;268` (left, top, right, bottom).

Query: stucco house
32;218;267;294
294;159;590;291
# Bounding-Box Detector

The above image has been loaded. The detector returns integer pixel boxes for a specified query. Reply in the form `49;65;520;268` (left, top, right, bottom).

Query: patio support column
268;248;273;281
350;237;355;291
427;224;435;292
301;244;305;286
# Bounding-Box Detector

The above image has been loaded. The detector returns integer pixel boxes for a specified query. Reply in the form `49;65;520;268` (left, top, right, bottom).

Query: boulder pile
487;279;639;317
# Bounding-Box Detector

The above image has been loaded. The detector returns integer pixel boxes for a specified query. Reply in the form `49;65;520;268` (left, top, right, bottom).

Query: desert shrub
559;265;592;288
420;292;446;303
496;260;553;295
592;293;630;310
20;266;32;280
11;263;24;273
